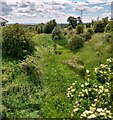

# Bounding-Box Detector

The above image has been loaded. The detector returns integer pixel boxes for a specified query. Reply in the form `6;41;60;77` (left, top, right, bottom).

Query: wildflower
73;108;79;112
104;89;109;92
87;114;96;119
90;107;96;112
94;68;97;73
81;84;84;88
72;83;75;86
71;89;75;92
85;82;89;86
86;70;89;74
96;108;103;113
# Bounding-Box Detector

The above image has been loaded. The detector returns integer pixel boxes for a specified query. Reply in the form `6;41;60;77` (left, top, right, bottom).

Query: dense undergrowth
1;31;113;118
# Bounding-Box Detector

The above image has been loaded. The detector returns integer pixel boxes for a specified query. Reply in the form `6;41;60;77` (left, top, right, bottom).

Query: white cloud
1;0;112;23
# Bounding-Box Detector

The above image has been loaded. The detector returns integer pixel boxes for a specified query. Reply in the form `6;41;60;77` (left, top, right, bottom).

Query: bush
87;28;94;35
70;35;85;52
76;24;84;34
44;19;57;34
94;21;105;33
2;24;35;60
36;23;45;34
67;25;73;31
67;58;113;119
105;21;113;32
104;33;112;42
52;26;62;40
80;32;92;41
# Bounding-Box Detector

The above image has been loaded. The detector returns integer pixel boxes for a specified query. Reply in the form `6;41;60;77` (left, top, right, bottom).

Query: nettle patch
67;58;113;119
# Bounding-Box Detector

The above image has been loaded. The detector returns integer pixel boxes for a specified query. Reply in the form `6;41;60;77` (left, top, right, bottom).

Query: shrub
52;26;62;40
67;25;73;31
44;19;57;34
80;32;92;41
36;23;45;34
70;35;85;52
105;21;113;32
94;21;105;33
67;58;113;119
104;33;112;42
76;24;84;34
87;28;94;35
2;24;35;60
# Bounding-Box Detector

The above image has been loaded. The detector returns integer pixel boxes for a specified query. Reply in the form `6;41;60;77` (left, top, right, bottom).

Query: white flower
100;112;106;116
85;82;89;86
87;114;96;119
81;84;84;88
71;89;75;92
90;107;96;112
96;108;103;113
73;108;79;112
72;83;75;86
94;68;97;73
68;88;70;90
86;70;89;74
104;89;109;92
94;99;98;102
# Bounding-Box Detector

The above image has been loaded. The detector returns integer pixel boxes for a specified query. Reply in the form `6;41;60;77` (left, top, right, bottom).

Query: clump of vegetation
69;35;85;52
76;24;84;34
104;33;112;42
67;58;113;119
67;25;73;31
44;19;57;34
36;23;45;34
80;31;92;41
94;17;109;33
52;26;62;40
87;28;94;35
2;24;35;60
105;21;113;32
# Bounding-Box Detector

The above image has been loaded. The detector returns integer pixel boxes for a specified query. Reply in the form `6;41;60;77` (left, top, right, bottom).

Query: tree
52;26;62;40
94;21;105;33
44;19;57;33
67;16;77;28
67;16;83;29
102;17;109;28
76;24;84;34
36;23;45;34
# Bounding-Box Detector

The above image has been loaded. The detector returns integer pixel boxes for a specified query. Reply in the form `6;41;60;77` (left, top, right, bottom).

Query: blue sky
0;0;112;24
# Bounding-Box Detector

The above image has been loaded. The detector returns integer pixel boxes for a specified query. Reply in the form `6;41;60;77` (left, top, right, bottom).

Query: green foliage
36;23;45;34
95;58;113;84
104;33;112;42
67;16;82;29
76;24;84;34
2;32;112;119
70;35;85;52
80;32;92;41
2;24;35;60
86;23;91;28
52;26;62;40
44;19;57;34
2;59;42;119
87;28;94;35
67;25;73;31
94;21;105;33
105;21;113;32
67;58;113;119
94;18;109;33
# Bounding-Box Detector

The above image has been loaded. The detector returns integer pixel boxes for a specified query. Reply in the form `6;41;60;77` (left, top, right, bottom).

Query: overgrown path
33;34;82;117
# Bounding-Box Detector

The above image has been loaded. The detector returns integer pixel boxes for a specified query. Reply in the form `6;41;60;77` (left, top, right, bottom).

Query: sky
0;0;113;24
